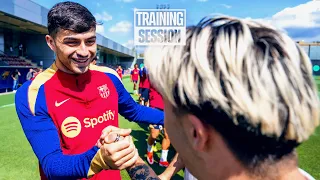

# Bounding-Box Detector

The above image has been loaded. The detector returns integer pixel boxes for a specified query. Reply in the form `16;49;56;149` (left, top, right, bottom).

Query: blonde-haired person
121;15;319;180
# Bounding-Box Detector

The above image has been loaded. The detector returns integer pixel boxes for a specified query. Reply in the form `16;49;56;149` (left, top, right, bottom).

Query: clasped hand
96;126;139;170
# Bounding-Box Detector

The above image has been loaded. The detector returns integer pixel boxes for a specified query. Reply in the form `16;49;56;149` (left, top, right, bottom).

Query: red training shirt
149;85;164;110
131;68;139;81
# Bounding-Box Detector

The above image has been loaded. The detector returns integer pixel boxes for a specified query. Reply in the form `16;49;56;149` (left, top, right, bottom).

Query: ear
185;115;210;152
45;35;56;52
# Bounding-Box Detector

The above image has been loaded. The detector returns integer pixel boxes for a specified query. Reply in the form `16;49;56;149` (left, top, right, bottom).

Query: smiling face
46;28;97;74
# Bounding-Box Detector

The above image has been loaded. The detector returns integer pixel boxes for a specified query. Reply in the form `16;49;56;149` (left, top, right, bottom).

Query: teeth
74;59;87;62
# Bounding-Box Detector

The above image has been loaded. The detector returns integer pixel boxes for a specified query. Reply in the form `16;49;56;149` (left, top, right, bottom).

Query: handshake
88;126;140;177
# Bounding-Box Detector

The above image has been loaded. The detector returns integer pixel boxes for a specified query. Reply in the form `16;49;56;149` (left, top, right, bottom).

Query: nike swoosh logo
55;98;70;107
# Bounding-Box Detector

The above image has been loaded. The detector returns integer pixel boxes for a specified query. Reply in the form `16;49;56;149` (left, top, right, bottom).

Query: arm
158;153;185;180
127;157;160;180
15;82;98;180
106;73;164;125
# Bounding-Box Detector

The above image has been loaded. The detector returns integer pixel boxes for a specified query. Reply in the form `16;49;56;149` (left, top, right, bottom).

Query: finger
106;133;119;143
99;138;105;146
107;136;132;156
104;130;131;144
113;144;136;168
110;136;135;163
101;126;119;139
105;132;125;144
100;127;118;144
101;127;131;141
118;148;139;170
96;139;103;148
103;137;130;155
100;126;128;145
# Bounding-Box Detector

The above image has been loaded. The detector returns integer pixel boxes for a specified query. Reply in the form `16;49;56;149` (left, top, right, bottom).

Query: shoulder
17;65;57;115
16;80;32;99
90;64;121;81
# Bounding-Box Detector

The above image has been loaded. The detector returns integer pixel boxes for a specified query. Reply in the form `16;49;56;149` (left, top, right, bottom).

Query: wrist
126;156;144;170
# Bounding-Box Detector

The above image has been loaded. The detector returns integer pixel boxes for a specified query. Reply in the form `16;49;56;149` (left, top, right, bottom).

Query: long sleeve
106;73;164;125
15;81;98;180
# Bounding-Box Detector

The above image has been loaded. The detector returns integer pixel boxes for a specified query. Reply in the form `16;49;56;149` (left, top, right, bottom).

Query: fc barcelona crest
97;84;110;99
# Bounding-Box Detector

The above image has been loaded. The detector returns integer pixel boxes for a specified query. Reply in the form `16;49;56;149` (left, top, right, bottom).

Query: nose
76;42;89;58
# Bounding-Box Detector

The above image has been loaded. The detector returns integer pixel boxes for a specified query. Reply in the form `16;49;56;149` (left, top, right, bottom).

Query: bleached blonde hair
145;16;319;144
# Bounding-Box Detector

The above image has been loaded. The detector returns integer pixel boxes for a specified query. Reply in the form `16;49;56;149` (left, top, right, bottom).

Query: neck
55;59;75;74
200;153;306;180
198;135;306;180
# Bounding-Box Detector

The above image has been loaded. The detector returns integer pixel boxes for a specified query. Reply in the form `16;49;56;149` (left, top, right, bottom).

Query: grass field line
0;103;15;108
0;92;15;96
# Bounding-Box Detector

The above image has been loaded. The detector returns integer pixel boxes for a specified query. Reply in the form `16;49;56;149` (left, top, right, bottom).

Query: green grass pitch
0;76;319;179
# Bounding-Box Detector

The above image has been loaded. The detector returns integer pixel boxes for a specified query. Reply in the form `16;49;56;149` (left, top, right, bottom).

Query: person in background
138;63;150;106
32;68;43;80
131;64;139;95
26;68;34;81
11;69;20;91
146;84;171;168
116;65;123;80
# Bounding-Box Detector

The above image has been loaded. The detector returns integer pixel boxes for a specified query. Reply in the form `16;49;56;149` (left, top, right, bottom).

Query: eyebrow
63;36;96;41
87;36;96;40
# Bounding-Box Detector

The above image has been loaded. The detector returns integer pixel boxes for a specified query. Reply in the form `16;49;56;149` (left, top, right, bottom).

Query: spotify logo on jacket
61;117;81;138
